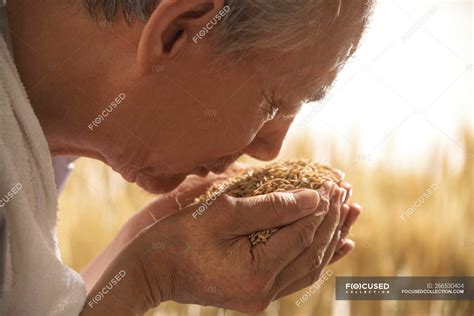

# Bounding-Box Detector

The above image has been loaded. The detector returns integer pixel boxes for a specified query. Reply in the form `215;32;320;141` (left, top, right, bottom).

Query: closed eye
261;91;280;122
306;88;329;103
266;104;279;121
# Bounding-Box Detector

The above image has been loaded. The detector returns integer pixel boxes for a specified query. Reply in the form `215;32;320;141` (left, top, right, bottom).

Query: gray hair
83;0;373;58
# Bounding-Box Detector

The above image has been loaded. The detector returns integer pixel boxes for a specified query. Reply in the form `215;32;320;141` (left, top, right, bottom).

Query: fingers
307;188;344;255
329;202;361;263
340;203;362;239
228;184;334;234
340;181;352;204
329;239;355;264
339;204;350;231
274;223;342;299
249;193;331;273
333;169;345;182
269;188;344;294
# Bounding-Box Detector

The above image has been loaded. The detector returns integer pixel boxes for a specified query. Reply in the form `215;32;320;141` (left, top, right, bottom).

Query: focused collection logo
336;276;473;300
344;282;390;294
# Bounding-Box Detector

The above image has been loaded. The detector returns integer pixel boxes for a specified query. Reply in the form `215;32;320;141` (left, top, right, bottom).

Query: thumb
231;183;333;235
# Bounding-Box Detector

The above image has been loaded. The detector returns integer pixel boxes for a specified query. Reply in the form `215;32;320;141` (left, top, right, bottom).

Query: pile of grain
195;160;342;245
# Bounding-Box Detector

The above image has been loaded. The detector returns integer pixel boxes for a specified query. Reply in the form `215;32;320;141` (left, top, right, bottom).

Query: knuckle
320;196;330;209
308;248;324;271
326;182;338;197
267;193;285;219
268;192;298;215
297;219;318;248
297;228;314;248
278;191;298;205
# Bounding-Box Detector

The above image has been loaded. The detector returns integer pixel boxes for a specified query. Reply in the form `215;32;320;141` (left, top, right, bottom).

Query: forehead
254;41;352;107
254;1;370;105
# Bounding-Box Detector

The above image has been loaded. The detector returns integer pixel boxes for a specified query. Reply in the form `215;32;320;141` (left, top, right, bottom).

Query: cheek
138;69;266;166
216;103;266;154
179;100;265;163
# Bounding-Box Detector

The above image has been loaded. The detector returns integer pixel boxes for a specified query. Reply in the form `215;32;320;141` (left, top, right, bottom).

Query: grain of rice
194;160;342;245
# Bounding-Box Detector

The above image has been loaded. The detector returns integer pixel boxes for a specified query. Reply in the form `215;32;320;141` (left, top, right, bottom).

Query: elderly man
0;0;371;314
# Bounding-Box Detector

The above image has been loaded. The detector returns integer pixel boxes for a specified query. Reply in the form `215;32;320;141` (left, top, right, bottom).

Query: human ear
137;0;225;74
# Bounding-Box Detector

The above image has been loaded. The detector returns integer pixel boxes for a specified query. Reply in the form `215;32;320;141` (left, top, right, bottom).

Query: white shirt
0;2;86;314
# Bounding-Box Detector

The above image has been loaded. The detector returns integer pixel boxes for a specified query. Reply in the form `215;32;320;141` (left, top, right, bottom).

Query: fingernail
339;204;350;229
294;190;319;210
331;188;341;204
341;204;350;214
315;200;330;215
335;169;345;180
340;189;346;204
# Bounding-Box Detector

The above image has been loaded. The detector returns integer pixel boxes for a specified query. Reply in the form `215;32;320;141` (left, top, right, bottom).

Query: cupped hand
330;179;362;264
130;164;361;268
129;183;346;314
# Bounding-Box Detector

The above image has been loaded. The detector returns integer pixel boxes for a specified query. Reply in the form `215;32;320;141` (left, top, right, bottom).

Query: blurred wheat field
57;129;474;316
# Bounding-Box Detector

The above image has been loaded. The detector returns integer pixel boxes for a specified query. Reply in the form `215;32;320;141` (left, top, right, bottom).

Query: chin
136;173;188;194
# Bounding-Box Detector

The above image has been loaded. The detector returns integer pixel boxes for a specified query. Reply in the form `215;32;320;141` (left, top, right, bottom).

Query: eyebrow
306;88;329;103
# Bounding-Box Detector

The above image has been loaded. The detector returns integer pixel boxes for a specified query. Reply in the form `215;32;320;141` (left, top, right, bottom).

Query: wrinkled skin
84;183;349;315
6;0;369;314
81;164;361;314
8;0;368;194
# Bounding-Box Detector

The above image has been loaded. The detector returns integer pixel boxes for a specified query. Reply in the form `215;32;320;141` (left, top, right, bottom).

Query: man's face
100;34;357;194
88;0;366;194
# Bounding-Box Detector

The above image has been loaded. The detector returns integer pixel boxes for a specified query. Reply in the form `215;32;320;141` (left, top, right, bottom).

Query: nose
243;124;289;161
244;140;281;161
